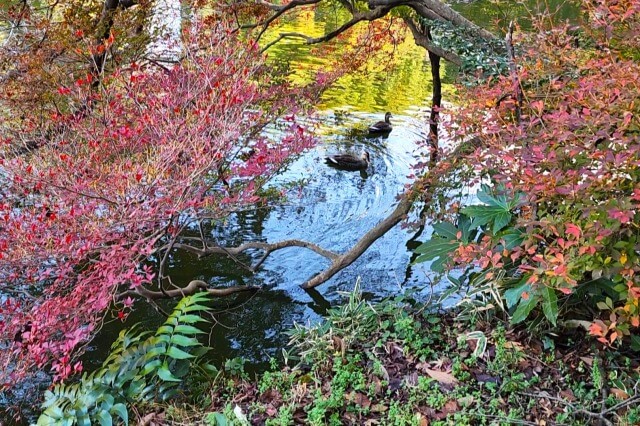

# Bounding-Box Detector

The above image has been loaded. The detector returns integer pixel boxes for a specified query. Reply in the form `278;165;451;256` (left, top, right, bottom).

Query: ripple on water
252;110;434;296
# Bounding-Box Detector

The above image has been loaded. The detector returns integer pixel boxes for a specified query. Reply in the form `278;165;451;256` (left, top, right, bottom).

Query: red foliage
0;19;332;384
440;1;640;342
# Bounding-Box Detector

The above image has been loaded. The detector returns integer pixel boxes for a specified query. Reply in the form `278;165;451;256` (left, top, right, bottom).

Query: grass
137;285;640;425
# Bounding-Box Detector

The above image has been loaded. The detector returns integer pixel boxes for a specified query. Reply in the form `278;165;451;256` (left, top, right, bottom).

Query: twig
505;21;523;127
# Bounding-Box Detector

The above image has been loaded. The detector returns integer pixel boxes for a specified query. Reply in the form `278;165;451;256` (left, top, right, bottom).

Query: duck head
384;112;393;123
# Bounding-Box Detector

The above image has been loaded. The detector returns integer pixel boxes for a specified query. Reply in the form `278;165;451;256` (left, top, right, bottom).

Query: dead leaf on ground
611;388;629;400
266;405;277;417
346;392;371;409
559;389;576;402
417;413;429;426
503;341;524;351
443;399;460;414
474;373;501;384
404;371;419;387
579;356;593;366
371;403;388;413
425;368;458;385
458;395;475;407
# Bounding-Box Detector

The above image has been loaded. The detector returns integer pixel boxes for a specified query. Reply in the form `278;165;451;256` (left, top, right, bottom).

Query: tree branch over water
259;6;394;52
254;0;497;62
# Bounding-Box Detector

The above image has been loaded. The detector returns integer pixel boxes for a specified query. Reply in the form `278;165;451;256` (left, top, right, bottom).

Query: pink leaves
565;223;581;239
608;208;635;224
1;19;332;385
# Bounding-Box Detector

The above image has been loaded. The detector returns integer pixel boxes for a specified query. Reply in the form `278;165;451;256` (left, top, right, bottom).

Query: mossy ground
140;290;640;425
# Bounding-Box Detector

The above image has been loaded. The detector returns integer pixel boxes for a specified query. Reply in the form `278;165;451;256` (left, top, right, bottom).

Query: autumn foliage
0;20;324;384
435;0;640;344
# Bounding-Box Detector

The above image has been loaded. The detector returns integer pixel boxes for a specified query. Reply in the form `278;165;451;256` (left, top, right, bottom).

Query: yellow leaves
620;252;627;265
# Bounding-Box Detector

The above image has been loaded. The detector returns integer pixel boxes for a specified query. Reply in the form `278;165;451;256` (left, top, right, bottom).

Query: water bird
325;151;370;170
368;112;393;134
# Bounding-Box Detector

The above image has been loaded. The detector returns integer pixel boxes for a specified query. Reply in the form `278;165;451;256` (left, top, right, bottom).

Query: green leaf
205;412;229;426
95;410;113;426
492;212;512;233
511;295;538;325
476;185;497;206
174;324;206;335
159;387;180;401
180;303;210;313
140;359;163;376
76;411;90;426
501;229;525;250
541;287;558;326
157;364;181;382
463;205;512;232
170;334;199;347
504;279;530;309
414;237;456;255
457;214;475;243
166;346;195;360
433;222;458;240
126;379;146;399
175;314;207;324
141;345;166;360
631;335;640;351
156;325;175;336
110;403;128;425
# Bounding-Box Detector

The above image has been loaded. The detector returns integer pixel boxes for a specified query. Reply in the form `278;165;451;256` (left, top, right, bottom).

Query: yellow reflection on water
260;7;455;113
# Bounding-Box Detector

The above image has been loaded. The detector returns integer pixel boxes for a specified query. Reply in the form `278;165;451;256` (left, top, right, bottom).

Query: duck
368;112;393;133
325;151;370;170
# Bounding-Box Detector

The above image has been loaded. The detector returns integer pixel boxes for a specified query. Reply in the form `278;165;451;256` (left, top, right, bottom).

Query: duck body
325;151;370;170
368;112;393;133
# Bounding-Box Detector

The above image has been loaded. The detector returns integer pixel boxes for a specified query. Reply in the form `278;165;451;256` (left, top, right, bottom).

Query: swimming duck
325;151;370;170
368;112;393;133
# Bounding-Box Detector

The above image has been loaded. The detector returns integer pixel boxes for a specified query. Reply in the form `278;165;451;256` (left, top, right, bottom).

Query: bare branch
404;18;462;66
300;135;483;289
261;6;394;53
121;280;259;300
173;239;340;265
370;0;497;42
302;194;414;288
256;0;323;41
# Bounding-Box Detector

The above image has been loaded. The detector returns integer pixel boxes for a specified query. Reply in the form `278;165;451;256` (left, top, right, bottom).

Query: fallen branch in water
119;280;260;301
